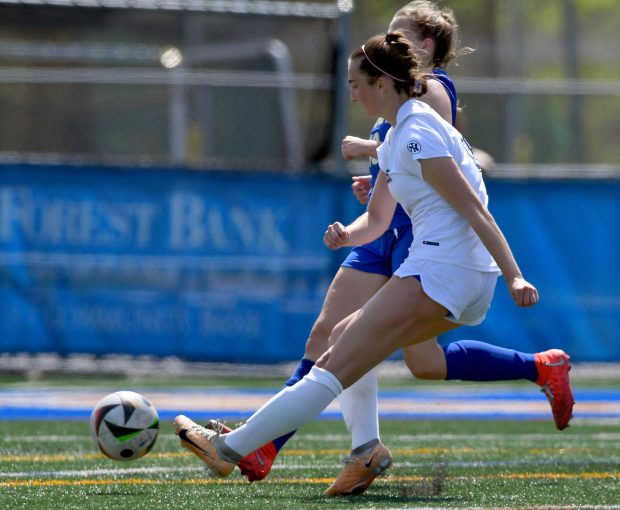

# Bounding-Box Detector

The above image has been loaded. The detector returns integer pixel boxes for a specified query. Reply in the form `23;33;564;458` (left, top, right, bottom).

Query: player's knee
314;348;331;370
405;356;444;380
305;318;332;358
327;320;347;348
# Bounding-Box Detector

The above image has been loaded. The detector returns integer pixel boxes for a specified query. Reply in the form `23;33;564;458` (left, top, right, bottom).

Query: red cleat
238;441;277;482
206;420;278;482
534;349;575;430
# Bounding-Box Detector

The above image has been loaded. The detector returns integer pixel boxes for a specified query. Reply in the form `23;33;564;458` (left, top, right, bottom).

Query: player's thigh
305;267;388;359
314;266;388;331
320;275;458;388
403;338;447;380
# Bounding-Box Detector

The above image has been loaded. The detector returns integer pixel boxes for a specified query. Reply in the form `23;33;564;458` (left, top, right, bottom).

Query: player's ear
421;37;435;55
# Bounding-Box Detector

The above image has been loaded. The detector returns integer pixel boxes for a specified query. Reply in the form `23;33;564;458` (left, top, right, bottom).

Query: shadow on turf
93;489;151;497
299;490;459;507
362;460;457;504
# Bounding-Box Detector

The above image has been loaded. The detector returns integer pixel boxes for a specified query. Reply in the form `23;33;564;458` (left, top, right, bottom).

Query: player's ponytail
352;32;427;98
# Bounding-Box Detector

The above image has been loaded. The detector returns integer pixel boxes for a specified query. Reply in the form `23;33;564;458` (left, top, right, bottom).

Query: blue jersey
431;68;458;126
368;69;458;230
368;119;410;229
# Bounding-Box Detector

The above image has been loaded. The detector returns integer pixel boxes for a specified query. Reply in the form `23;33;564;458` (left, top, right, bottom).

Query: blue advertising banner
0;164;360;362
442;178;620;362
0;164;618;361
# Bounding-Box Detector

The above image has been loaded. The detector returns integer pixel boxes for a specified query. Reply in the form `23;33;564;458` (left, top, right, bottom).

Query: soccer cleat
535;349;575;430
174;415;236;477
206;419;278;482
324;441;393;496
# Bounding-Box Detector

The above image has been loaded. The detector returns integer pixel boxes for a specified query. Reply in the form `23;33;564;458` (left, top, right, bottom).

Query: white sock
224;366;343;457
337;367;380;450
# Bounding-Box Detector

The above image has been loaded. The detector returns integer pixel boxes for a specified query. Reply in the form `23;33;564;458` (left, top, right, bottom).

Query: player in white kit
174;31;545;494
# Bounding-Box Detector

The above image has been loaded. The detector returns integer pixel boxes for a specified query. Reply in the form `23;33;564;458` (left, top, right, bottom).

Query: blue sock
443;340;538;382
271;358;315;451
284;358;316;387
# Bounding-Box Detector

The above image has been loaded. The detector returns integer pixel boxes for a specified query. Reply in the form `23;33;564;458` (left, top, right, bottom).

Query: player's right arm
341;135;378;160
351;175;372;204
342;136;378;205
324;171;396;250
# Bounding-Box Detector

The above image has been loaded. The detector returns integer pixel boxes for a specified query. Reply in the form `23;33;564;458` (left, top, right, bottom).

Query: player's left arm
420;156;538;307
419;79;452;124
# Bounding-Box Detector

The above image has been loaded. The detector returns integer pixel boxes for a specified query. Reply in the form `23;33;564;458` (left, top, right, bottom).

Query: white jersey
377;99;500;273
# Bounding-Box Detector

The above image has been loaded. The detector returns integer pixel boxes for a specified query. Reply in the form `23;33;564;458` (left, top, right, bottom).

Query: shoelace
206;420;228;434
206;419;246;434
189;424;217;439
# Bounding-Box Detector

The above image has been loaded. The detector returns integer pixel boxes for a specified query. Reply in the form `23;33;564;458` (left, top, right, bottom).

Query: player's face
347;57;382;117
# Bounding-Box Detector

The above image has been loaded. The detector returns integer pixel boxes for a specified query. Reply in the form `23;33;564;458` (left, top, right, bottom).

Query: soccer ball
90;390;159;461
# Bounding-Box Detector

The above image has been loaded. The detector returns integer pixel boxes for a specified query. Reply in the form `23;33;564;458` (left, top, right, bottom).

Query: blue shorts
341;224;413;277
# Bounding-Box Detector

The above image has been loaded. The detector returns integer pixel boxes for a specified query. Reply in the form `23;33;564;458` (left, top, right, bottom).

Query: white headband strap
361;44;407;83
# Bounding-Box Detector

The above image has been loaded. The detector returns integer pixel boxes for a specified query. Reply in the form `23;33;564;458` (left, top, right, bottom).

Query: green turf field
2;410;620;509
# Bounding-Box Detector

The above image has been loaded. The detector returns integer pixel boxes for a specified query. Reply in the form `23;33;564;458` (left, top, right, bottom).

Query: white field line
1;435;91;442
0;465;204;478
3;388;619;418
5;431;620;443
3;456;620;479
298;431;620;442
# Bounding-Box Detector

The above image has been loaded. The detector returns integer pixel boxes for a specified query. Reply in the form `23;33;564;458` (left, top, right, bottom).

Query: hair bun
385;32;401;44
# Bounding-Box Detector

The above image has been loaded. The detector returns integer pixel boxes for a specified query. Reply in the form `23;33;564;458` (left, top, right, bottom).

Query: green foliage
347;0;620;165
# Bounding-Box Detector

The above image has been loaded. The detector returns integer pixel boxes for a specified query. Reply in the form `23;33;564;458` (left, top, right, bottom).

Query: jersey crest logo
407;140;421;154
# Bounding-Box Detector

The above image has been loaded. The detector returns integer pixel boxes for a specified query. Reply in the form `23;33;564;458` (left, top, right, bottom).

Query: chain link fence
0;0;351;171
1;0;619;176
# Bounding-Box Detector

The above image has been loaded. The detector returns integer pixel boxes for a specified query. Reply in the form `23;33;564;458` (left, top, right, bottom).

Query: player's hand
508;276;539;307
351;175;372;204
323;222;350;250
341;136;375;160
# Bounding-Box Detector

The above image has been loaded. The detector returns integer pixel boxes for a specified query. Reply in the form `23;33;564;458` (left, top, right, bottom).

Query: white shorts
393;258;500;326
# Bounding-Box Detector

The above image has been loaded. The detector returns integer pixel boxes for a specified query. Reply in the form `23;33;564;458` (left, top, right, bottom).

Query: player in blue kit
203;1;574;496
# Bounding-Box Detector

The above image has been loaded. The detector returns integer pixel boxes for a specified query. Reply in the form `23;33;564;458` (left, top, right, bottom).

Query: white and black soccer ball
90;390;159;461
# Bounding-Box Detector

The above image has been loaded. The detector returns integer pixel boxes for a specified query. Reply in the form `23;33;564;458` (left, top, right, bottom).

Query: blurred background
0;0;618;373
